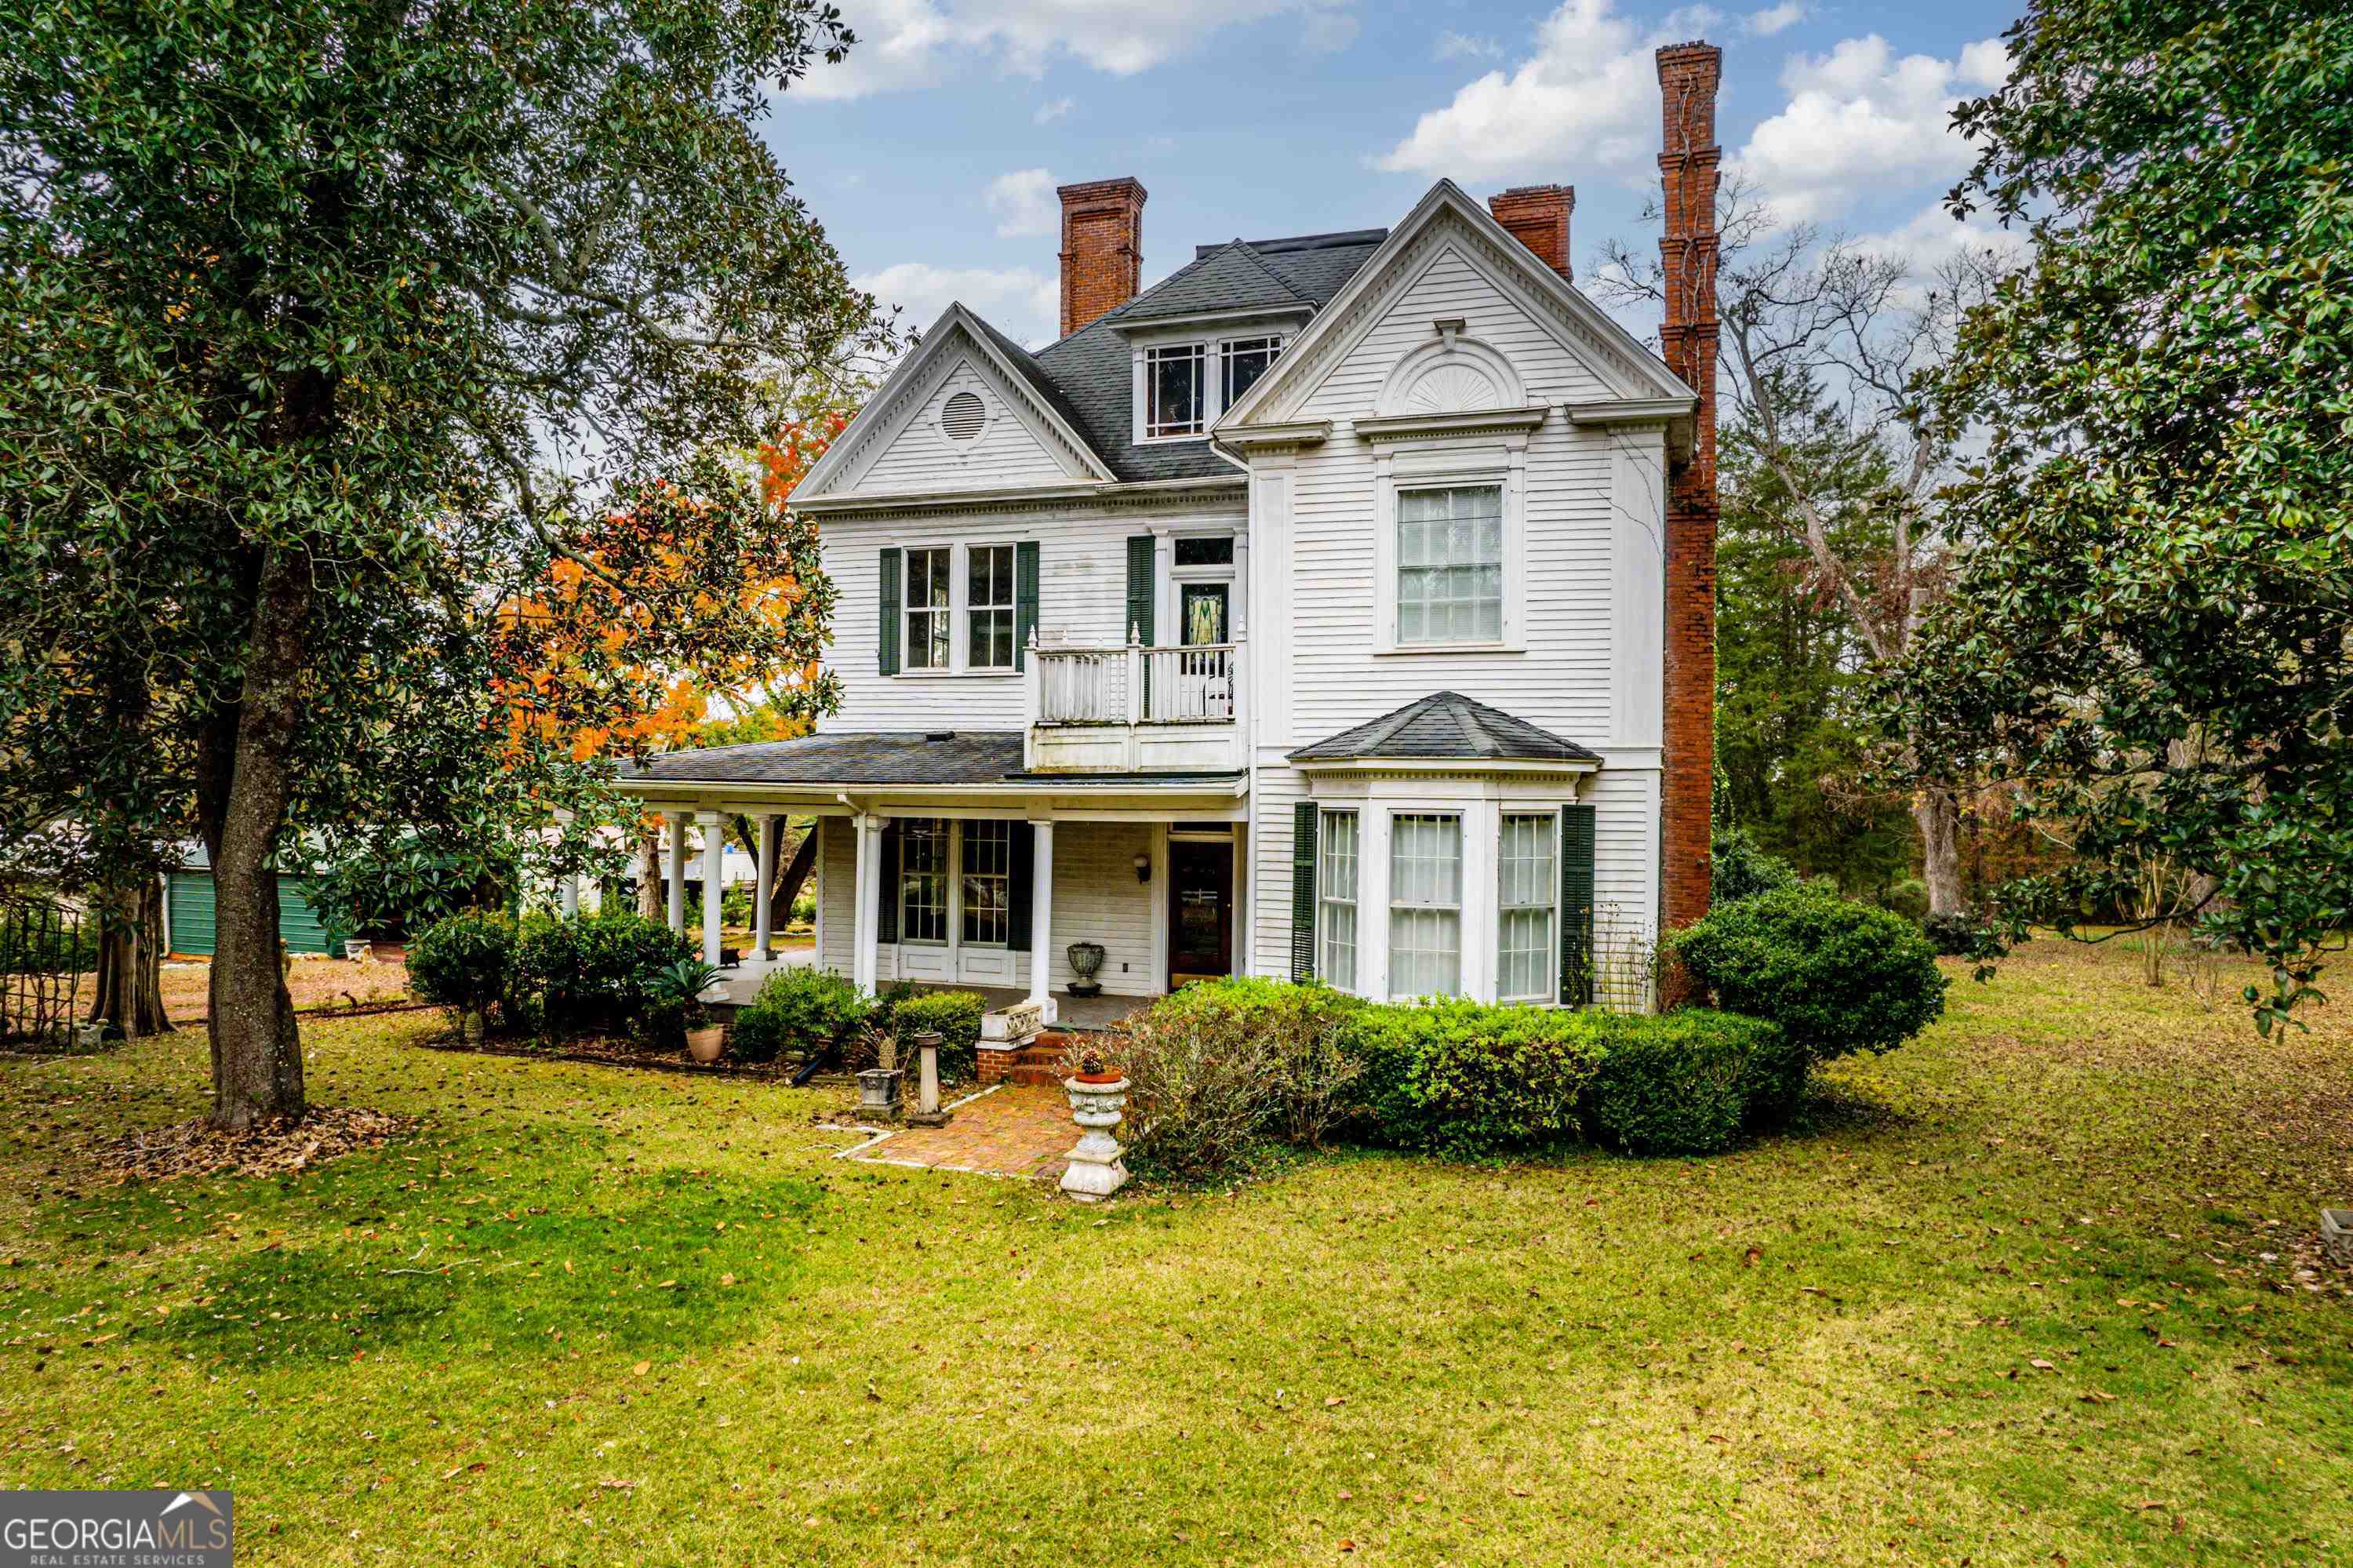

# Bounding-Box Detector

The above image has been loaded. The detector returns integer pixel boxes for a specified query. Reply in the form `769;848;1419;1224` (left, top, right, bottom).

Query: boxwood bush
1671;886;1946;1060
515;909;692;1039
407;910;520;1028
1345;999;1605;1157
731;966;872;1064
1587;1010;1794;1155
886;989;987;1082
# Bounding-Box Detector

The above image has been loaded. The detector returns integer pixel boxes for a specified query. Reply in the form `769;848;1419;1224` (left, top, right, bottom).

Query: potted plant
1060;1047;1130;1201
1066;940;1106;997
660;958;728;1062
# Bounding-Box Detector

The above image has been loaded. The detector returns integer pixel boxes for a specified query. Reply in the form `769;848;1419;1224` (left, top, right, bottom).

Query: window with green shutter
1289;800;1318;982
878;548;902;675
1558;803;1597;1006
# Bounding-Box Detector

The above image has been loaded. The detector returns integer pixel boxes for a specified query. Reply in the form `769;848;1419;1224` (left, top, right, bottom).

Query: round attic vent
940;390;986;442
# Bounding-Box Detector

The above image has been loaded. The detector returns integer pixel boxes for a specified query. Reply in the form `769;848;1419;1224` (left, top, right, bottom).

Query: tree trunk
637;822;663;920
1914;788;1966;918
91;877;173;1039
205;546;310;1130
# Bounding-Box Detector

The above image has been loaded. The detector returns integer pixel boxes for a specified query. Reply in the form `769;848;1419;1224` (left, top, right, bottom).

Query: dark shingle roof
620;732;1027;787
1030;227;1387;483
617;732;1246;791
1287;693;1600;764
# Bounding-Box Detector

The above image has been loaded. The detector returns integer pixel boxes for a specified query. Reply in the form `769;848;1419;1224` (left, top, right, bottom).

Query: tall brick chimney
1487;184;1575;280
1655;41;1722;940
1056;176;1147;339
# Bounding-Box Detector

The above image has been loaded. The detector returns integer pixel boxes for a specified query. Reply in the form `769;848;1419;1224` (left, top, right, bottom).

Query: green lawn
3;940;2348;1565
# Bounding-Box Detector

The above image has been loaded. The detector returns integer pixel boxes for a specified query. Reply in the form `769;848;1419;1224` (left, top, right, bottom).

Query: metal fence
0;902;92;1047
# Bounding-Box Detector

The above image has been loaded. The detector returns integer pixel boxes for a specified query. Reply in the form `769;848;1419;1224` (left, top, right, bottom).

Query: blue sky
764;1;2029;349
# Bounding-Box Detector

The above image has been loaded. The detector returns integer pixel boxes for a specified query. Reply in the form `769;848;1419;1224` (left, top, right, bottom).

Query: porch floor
711;951;1153;1029
838;1084;1075;1181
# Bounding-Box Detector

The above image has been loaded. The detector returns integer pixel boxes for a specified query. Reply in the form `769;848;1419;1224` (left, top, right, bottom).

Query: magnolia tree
0;0;891;1126
1881;0;2353;1030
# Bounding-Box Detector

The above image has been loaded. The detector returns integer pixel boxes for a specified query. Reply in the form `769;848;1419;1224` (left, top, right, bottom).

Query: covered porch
613;731;1249;1027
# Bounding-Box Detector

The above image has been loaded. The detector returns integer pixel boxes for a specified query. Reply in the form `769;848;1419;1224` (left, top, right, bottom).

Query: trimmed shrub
1112;978;1364;1179
732;966;872;1064
517;908;691;1038
887;989;987;1082
1344;999;1606;1157
1588;1010;1790;1155
1671;886;1947;1060
1711;828;1801;906
408;911;519;1026
1881;877;1930;922
1921;907;2006;959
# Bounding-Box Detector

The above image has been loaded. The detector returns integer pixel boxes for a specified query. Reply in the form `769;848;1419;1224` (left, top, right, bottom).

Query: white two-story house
618;42;1728;1046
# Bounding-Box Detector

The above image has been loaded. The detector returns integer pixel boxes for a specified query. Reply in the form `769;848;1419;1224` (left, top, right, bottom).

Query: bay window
1317;809;1359;992
1387;813;1463;999
1497;813;1557;1002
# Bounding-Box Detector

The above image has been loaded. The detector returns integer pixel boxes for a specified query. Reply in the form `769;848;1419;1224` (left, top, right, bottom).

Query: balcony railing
1024;632;1246;773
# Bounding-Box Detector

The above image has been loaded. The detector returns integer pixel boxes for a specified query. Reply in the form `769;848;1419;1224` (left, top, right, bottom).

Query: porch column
664;812;687;935
697;810;725;966
555;809;579;920
751;812;777;961
851;813;882;995
1027;820;1055;1020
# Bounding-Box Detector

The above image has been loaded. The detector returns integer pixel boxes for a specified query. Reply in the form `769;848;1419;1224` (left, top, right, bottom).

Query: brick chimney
1487;184;1575;280
1056;176;1147;339
1655;41;1722;941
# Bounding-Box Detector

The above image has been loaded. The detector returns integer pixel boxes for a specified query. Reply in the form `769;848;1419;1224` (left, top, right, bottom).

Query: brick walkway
839;1084;1075;1181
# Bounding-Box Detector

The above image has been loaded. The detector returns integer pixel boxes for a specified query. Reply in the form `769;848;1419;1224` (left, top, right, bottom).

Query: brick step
1002;1063;1068;1087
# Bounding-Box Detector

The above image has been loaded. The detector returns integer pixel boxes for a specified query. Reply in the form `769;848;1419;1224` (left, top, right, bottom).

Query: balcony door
1173;583;1232;722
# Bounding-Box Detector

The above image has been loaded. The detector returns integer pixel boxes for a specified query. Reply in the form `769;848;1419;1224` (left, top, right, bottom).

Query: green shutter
1290;801;1318;983
875;820;900;944
1014;541;1039;671
1559;804;1597;1006
1006;824;1035;953
1124;535;1155;646
878;548;902;675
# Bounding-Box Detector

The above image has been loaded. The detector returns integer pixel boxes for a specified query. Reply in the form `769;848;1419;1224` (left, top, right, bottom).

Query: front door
1167;839;1234;986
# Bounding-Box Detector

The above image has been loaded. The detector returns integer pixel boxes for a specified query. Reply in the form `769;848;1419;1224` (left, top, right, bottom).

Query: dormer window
1144;344;1207;438
1136;335;1287;442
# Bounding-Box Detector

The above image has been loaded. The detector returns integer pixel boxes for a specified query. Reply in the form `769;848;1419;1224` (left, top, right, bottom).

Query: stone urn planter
685;1024;727;1064
1060;1057;1130;1202
1066;940;1107;998
857;1067;904;1120
2322;1208;2353;1268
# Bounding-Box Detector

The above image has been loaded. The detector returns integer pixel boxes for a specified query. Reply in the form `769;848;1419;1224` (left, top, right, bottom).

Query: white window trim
893;540;1024;679
1317;808;1360;995
1371;438;1529;655
1496;810;1561;1004
894;817;1015;952
1131;333;1288;446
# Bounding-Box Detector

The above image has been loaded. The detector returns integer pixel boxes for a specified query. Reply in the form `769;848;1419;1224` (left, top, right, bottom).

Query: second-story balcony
1023;634;1246;773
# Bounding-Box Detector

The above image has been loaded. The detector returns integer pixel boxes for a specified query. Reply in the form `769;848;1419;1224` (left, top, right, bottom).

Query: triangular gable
1115;241;1314;325
1216;180;1695;431
795;304;1115;503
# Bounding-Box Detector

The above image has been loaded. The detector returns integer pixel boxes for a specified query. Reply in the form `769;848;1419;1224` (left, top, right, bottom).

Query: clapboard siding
164;871;341;957
816;499;1245;733
846;359;1075;495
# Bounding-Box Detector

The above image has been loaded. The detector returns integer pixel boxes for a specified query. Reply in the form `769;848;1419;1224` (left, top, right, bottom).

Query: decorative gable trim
1214;180;1696;433
795;304;1115;503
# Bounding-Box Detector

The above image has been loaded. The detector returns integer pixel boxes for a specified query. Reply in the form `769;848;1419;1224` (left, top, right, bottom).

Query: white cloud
1744;2;1805;36
1435;31;1501;61
1033;96;1075;124
1858;198;2029;278
796;0;1360;100
984;168;1060;238
853;262;1060;349
1375;0;1662;180
1732;34;2006;223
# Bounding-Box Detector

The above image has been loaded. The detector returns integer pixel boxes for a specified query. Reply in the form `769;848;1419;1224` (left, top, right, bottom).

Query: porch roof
615;731;1244;794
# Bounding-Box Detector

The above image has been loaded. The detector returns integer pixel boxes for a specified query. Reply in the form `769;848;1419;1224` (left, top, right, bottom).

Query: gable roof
1217;180;1697;434
1287;692;1600;765
792;303;1117;503
1115;240;1311;324
1029;227;1387;483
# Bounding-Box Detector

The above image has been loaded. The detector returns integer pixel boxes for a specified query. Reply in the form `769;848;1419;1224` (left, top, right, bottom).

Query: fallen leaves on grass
98;1107;416;1182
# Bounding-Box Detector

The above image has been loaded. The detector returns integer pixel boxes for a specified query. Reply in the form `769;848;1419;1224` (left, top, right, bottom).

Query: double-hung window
1145;344;1207;438
1397;486;1505;645
966;544;1015;670
1223;336;1281;407
959;820;1012;946
897;819;950;943
1388;813;1463;998
1317;809;1359;992
903;546;952;670
1497;813;1558;1003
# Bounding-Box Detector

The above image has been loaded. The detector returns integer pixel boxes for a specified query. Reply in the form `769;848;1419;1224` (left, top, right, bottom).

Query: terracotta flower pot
685;1024;726;1064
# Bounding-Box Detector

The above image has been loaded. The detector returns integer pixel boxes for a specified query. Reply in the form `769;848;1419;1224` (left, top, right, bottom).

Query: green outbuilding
164;848;348;958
